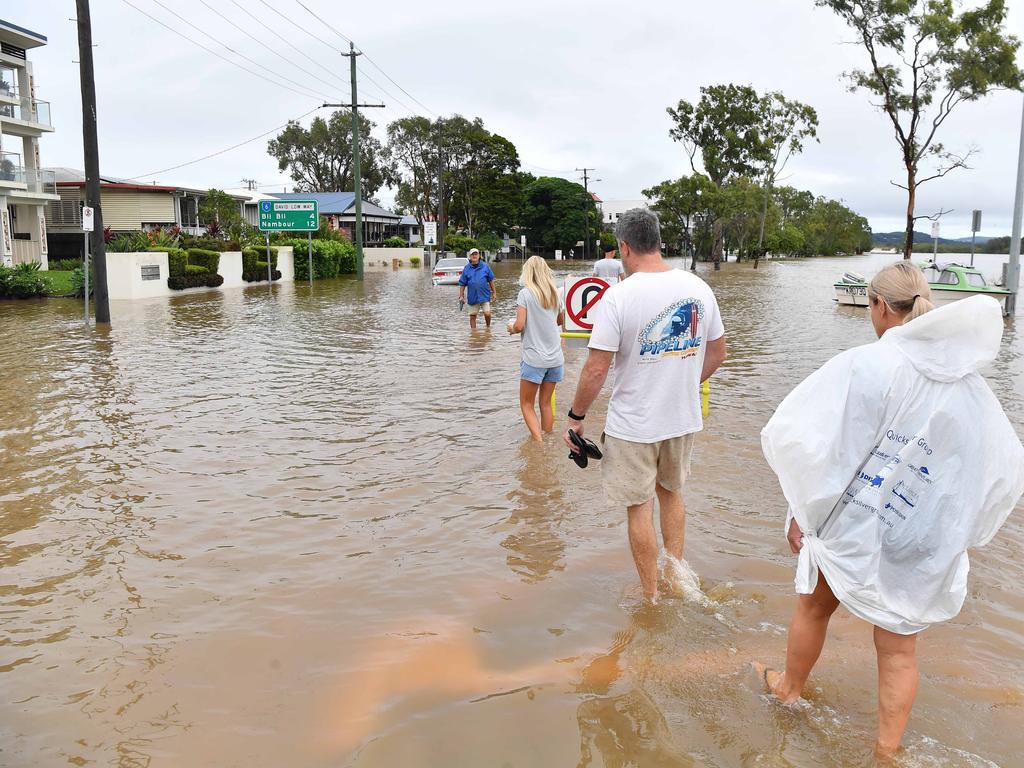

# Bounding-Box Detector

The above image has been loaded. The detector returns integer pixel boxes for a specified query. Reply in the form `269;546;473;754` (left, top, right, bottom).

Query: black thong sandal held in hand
568;430;602;468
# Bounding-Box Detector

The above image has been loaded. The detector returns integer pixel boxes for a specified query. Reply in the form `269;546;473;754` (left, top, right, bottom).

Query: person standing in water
508;256;564;441
593;248;626;285
757;262;1024;759
562;209;727;603
458;248;496;329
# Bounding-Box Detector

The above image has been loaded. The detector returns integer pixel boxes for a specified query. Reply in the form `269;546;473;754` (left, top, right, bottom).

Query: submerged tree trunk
712;219;724;271
903;163;916;260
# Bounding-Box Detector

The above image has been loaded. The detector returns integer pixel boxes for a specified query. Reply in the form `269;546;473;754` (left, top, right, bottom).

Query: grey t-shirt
593;258;626;283
517;287;565;368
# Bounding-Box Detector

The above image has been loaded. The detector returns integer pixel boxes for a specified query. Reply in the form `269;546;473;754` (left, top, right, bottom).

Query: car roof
437;257;468;266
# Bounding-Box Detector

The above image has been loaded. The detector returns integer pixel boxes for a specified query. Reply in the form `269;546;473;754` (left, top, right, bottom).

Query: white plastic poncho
762;295;1024;634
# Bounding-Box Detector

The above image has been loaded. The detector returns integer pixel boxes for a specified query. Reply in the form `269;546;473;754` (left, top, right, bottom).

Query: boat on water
833;262;1011;313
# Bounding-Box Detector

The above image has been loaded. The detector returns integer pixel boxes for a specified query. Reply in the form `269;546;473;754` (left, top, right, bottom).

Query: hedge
278;237;355;279
48;258;81;271
243;268;282;283
242;246;278;273
187;248;220;274
167;272;224;290
184;264;208;275
149;247;188;277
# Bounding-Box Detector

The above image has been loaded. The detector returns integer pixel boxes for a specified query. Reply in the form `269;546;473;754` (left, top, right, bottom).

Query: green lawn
43;270;75;297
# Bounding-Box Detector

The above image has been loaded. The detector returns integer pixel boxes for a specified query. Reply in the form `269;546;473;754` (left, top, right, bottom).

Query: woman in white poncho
755;262;1024;759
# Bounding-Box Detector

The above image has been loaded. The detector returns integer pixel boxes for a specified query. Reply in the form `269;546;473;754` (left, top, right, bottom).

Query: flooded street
1;253;1022;767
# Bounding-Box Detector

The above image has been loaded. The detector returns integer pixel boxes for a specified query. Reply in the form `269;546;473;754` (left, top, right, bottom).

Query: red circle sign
565;277;610;331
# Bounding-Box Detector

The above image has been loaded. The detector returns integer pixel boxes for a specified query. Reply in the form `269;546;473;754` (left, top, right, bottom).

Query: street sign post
971;209;982;267
931;221;940;260
564;275;610;333
258;200;318;284
258;200;319;232
82;205;94;324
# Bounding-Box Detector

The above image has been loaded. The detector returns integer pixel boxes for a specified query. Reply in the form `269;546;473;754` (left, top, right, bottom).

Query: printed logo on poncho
638;299;705;358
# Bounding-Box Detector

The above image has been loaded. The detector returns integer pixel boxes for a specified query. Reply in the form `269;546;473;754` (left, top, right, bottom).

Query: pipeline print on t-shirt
638;298;705;360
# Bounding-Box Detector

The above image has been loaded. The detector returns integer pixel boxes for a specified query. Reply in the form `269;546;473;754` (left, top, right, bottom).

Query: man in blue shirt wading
458;248;496;329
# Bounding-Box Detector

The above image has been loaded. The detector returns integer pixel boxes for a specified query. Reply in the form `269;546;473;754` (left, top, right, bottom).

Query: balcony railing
0;151;25;184
0;68;17;101
0;99;52;127
30;168;56;194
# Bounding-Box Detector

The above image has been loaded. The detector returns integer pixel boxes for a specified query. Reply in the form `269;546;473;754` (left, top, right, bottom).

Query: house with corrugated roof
44;168;247;260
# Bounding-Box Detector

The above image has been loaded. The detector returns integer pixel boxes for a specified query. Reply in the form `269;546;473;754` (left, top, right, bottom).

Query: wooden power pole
76;0;109;323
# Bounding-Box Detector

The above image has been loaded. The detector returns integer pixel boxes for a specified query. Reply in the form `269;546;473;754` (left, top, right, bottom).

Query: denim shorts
520;362;564;384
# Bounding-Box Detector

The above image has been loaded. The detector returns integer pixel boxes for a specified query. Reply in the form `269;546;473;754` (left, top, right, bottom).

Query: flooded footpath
1;253;1022;767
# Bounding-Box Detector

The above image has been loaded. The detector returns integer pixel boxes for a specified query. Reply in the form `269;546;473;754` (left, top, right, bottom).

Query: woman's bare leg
770;575;840;702
519;379;542;440
538;381;556;433
873;626;918;759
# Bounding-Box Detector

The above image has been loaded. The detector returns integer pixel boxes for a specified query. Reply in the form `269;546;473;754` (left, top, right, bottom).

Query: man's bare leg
483;312;492;328
627;499;659;601
655;483;685;562
469;311;478;330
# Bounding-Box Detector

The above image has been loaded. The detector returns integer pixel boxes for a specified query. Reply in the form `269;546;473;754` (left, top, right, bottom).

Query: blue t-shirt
459;261;494;305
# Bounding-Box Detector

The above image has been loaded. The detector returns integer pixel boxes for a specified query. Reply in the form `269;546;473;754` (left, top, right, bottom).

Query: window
966;272;986;288
179;197;198;227
937;270;960;285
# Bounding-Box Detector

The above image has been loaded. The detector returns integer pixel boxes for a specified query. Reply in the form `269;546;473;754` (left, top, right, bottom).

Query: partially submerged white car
431;257;469;286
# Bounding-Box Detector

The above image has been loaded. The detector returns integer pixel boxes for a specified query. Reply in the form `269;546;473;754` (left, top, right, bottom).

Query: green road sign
258;199;319;231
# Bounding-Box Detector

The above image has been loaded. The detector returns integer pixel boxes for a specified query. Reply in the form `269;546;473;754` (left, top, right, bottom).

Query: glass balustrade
0;68;17;101
0;151;25;184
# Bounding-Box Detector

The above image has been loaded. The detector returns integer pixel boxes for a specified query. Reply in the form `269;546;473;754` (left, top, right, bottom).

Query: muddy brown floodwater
1;253;1022;767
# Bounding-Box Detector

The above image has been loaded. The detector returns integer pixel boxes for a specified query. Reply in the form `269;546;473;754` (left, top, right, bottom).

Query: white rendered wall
276;246;294;282
106;252;170;300
218;251;244;288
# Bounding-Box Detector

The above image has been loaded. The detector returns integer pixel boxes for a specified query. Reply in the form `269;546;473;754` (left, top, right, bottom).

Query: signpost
564;275;610;333
258;199;318;284
555;249;563;261
82;205;93;323
970;209;982;267
931;220;940;261
424;221;438;269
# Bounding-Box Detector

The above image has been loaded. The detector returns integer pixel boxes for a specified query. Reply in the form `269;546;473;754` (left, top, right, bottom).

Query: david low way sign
258;200;319;232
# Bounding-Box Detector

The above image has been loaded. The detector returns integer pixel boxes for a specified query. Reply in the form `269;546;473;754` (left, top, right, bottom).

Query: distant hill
873;231;1003;247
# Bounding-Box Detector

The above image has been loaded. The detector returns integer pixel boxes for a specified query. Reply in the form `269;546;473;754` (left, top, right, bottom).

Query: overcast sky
6;0;1024;237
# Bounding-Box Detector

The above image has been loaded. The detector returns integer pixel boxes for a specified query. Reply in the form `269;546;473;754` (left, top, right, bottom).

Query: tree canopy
267;111;393;198
816;0;1023;258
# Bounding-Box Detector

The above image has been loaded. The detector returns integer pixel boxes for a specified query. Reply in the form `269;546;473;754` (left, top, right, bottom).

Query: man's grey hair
615;208;661;254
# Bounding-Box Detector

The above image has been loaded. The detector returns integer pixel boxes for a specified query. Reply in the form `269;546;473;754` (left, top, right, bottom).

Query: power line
197;0;351;97
359;52;436;117
120;0;332;103
125;105;321;180
292;0;353;44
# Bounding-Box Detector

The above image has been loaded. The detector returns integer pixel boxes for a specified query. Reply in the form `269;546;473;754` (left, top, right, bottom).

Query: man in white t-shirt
593;249;626;284
563;208;727;603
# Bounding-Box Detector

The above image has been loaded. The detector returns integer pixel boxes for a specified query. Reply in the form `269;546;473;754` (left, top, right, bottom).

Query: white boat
833;271;869;306
833;263;1011;313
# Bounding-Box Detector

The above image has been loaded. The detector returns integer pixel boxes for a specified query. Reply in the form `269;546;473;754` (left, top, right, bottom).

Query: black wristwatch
568;408;586;421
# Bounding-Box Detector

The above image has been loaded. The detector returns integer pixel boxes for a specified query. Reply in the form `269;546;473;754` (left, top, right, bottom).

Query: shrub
477;232;502;253
242;246;278;272
242;269;282;283
185;264;208;275
146;226;180;249
108;231;151;252
384;236;408;248
186;248;220;274
49;258;81;272
278;237;355;280
1;262;48;298
161;247;187;277
410;256;421;266
71;265;92;298
444;233;479;255
167;271;224;290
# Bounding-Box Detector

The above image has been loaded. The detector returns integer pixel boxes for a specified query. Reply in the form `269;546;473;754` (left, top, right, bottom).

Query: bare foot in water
750;661;796;703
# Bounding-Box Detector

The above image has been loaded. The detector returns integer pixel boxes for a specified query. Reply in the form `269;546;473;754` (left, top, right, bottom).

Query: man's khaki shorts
601;433;695;508
467;301;492;316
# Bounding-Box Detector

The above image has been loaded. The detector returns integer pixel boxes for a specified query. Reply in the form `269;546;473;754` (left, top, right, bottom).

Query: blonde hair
868;262;935;322
520;255;559;311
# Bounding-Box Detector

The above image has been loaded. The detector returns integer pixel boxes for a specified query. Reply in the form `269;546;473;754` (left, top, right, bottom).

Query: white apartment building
0;18;58;268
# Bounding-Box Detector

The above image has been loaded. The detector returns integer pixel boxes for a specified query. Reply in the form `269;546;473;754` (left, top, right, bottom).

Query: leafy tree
817;0;1023;258
766;221;806;256
386;116;440;229
643;174;715;267
667;84;772;269
752;93;818;265
199;189;242;240
522;176;597;253
267;112;394;197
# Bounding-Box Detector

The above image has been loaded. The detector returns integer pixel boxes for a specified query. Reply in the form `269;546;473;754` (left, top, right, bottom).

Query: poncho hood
884;295;1004;383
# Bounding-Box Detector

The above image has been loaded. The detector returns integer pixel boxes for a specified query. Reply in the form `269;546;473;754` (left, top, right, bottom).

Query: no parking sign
564;275;610;333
